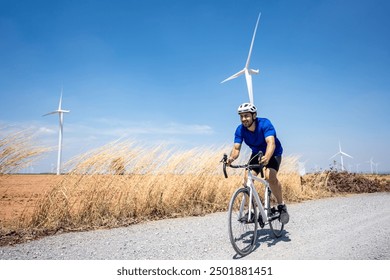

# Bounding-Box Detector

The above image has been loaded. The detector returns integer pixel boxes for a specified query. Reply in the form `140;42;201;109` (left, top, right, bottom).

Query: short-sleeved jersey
234;117;283;156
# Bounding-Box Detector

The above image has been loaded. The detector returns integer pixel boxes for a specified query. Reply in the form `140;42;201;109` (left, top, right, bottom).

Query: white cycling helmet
237;103;257;114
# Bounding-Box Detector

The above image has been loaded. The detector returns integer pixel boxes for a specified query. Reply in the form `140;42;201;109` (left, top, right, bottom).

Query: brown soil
0;175;61;226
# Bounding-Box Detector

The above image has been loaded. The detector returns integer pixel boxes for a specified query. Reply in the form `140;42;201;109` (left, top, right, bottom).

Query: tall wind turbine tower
43;89;70;175
329;141;353;171
221;13;261;105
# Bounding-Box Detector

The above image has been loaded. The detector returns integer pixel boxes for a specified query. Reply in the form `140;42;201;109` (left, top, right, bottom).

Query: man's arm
228;143;241;165
261;136;276;165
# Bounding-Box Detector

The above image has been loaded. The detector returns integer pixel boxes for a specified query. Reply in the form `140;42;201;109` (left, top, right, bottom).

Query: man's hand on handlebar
259;155;269;166
227;157;235;166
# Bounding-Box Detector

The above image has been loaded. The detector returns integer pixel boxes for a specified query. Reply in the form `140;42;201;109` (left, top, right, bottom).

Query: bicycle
221;152;284;256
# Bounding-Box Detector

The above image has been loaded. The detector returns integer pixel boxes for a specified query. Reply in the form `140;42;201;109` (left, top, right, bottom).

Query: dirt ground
0;175;61;226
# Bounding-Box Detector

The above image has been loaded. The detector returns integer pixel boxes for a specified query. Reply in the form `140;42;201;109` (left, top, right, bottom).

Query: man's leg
265;168;289;224
265;168;283;204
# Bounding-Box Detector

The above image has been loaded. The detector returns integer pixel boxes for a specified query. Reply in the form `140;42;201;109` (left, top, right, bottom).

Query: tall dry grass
0;127;51;174
24;141;307;234
26;141;237;231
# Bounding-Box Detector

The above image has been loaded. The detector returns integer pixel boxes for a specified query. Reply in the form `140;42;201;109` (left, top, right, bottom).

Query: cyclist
227;102;289;224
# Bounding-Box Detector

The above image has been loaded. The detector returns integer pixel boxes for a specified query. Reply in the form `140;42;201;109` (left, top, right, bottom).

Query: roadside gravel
1;192;389;260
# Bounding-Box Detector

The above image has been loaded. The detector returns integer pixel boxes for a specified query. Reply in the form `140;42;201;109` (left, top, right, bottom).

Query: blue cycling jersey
234;117;283;156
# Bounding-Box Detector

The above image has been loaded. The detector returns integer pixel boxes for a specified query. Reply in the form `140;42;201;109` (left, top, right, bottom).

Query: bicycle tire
266;190;284;238
228;187;258;256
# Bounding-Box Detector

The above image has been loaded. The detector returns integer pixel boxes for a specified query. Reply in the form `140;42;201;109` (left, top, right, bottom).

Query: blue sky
1;0;389;173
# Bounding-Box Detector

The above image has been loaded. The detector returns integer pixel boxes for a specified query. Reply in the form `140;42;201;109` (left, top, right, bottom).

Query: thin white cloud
38;127;56;135
73;118;215;137
0;121;55;136
1;119;215;143
122;122;214;135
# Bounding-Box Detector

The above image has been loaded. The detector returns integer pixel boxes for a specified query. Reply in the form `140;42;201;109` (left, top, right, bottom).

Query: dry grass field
1;170;388;246
1;130;389;246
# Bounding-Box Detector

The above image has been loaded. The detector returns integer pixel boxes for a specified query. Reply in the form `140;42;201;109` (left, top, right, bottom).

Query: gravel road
1;193;389;260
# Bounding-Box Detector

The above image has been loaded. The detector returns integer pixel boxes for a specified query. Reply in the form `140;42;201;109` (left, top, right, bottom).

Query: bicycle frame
221;152;273;225
244;169;271;225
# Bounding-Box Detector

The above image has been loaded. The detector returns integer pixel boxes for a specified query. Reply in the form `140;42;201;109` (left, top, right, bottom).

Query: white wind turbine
367;158;375;174
329;141;353;171
43;89;70;175
375;162;380;174
221;12;261;105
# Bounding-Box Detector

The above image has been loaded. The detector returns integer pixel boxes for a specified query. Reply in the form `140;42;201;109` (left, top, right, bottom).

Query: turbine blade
329;152;339;159
58;88;63;111
248;69;259;75
220;69;245;83
245;12;261;68
341;152;353;158
43;111;58;116
59;113;64;124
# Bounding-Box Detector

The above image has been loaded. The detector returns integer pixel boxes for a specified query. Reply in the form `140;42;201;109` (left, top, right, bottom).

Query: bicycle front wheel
228;187;258;256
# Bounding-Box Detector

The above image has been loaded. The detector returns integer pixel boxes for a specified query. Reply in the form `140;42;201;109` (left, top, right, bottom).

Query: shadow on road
232;228;291;259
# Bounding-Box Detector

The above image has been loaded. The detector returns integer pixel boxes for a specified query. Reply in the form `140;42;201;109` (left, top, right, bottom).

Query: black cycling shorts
249;153;282;174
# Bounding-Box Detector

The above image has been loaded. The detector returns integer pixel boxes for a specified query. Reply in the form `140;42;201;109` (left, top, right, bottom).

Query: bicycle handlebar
221;152;265;179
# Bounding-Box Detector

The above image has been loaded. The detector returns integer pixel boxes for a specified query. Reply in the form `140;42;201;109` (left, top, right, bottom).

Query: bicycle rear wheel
228;187;258;256
268;209;284;238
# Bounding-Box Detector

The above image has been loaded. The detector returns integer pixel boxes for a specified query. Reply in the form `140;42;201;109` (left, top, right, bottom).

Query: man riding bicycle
227;102;289;224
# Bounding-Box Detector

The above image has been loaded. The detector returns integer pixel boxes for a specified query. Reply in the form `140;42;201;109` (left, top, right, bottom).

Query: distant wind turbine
43;89;70;175
375;162;380;174
329;141;353;171
221;12;261;105
367;158;375;174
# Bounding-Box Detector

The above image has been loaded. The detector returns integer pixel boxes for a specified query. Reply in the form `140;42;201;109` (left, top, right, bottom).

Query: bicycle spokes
228;188;258;256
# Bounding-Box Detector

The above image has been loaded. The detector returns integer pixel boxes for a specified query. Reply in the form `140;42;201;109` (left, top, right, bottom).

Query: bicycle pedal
240;218;255;224
268;207;280;221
